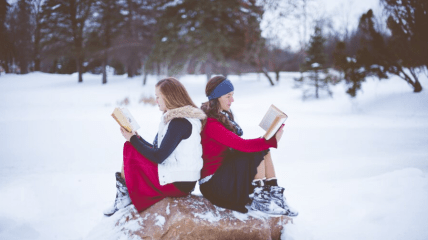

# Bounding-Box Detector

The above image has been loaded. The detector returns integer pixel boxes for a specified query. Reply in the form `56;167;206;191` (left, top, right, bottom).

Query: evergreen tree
382;0;427;92
329;11;388;97
8;0;33;74
332;41;365;97
88;0;125;84
333;41;347;76
305;26;327;70
295;26;333;99
120;0;162;80
32;0;43;71
151;0;263;80
357;9;422;93
40;0;94;82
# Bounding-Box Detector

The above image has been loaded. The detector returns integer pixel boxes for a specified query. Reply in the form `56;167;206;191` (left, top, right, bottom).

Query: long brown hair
156;77;197;111
201;75;237;133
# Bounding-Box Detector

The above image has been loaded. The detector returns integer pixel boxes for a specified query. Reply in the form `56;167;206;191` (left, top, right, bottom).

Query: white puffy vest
157;117;203;186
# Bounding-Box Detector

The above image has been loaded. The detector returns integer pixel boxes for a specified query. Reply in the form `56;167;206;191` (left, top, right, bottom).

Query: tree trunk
2;57;9;73
413;79;422;92
127;51;138;78
221;64;228;78
315;69;319;98
102;63;107;84
127;63;134;78
78;68;83;83
77;55;83;83
33;1;42;71
73;32;84;82
34;58;40;72
34;22;41;71
205;55;212;81
70;0;83;83
102;52;107;84
51;59;57;73
261;67;275;86
103;18;111;84
143;71;148;85
396;66;423;93
409;67;422;92
19;59;28;74
205;71;212;81
254;53;274;86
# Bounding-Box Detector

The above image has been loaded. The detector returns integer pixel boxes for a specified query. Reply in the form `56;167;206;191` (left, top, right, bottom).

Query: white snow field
0;71;427;240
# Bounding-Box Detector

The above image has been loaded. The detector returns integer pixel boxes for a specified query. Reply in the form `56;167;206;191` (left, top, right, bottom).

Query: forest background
1;0;427;97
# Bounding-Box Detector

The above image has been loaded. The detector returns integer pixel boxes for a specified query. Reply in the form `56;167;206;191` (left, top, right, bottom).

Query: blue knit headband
208;79;234;100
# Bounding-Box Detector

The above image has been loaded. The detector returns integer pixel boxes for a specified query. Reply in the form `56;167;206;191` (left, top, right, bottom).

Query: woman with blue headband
199;76;298;216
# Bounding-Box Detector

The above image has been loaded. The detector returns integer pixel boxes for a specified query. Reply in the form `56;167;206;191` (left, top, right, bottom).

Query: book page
121;108;140;131
259;109;277;131
260;104;288;139
259;104;286;131
264;116;287;139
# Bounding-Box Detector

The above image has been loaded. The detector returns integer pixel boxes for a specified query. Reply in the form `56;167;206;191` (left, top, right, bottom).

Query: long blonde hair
156;77;197;111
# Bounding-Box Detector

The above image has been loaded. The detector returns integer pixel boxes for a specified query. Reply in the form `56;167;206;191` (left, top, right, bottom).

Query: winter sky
261;0;383;49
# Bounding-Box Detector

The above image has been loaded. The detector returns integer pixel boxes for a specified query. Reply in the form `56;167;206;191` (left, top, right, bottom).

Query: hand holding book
120;126;137;141
275;124;285;142
112;107;141;141
112;107;140;133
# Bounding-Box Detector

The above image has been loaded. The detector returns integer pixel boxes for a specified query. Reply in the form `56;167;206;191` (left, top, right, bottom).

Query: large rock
85;194;292;240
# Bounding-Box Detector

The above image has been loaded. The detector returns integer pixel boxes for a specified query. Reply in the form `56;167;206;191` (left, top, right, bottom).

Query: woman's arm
129;118;192;164
205;120;277;152
133;135;154;148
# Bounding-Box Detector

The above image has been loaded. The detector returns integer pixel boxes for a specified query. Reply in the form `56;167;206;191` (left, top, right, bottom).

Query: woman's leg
121;164;125;179
264;151;276;179
250;152;288;215
254;152;276;180
260;152;298;216
254;160;265;180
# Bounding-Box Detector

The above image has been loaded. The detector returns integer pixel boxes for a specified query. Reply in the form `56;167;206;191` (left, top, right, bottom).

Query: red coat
200;117;277;178
123;142;187;212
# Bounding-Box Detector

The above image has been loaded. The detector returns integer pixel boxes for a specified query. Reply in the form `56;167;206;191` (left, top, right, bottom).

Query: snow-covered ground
0;71;427;240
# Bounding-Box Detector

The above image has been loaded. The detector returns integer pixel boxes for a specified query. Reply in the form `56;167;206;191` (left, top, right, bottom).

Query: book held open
259;104;288;140
111;107;140;133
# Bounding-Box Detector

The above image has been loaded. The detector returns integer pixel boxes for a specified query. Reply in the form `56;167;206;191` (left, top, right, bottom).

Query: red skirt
123;142;188;212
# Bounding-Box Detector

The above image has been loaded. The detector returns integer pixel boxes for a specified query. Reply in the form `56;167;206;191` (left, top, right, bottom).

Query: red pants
123;142;187;212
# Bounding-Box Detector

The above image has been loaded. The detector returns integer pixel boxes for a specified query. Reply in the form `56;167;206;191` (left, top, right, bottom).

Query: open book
111;107;140;133
259;104;288;140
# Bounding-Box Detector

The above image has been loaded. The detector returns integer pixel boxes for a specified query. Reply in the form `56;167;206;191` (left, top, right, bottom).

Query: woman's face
155;87;167;112
218;91;234;112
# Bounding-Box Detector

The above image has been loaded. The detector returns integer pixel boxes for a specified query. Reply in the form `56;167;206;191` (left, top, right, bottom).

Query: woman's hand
120;127;136;142
275;124;285;142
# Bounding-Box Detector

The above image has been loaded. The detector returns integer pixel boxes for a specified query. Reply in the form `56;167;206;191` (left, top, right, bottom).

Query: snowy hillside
0;72;427;240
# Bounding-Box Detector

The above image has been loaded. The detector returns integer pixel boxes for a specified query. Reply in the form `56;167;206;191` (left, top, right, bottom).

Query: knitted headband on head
207;79;234;100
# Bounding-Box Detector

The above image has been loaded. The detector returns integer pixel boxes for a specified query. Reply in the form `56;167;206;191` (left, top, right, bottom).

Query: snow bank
0;72;427;240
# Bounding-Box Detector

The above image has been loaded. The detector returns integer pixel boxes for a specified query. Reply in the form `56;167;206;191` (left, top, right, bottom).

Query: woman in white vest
104;77;206;216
